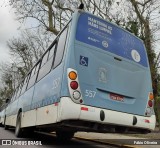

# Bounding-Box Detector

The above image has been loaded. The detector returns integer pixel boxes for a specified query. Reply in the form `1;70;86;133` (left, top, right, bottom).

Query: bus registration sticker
109;93;124;102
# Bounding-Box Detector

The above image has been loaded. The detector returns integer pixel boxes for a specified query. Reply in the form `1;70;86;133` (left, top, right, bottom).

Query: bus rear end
58;11;156;133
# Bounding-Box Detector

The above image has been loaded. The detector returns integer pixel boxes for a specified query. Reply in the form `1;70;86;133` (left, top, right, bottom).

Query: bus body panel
17;86;35;127
21;110;36;128
63;11;153;117
19;63;64;128
58;97;156;130
8;100;18;126
73;43;152;116
31;63;64;126
17;63;64;128
59;10;155;132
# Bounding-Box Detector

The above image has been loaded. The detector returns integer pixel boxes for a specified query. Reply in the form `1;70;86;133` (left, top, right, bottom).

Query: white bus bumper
58;97;156;131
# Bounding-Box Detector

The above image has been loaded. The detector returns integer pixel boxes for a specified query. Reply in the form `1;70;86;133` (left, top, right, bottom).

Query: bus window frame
36;41;58;82
20;74;30;95
27;61;41;90
36;24;69;82
53;25;69;69
12;88;19;102
12;20;71;97
15;82;23;99
41;51;49;68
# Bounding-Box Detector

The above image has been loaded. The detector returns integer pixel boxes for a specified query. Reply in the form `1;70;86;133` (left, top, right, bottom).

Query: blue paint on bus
76;13;148;67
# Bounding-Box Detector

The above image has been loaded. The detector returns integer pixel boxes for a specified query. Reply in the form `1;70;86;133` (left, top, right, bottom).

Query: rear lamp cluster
145;92;154;116
68;68;83;103
148;92;154;108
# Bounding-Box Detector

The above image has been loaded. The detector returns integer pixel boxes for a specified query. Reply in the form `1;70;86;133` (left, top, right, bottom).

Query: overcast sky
0;0;20;63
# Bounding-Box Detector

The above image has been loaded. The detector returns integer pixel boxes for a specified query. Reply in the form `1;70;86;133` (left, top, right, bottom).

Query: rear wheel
56;130;75;142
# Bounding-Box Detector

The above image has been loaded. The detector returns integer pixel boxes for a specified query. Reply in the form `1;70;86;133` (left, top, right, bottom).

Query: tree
0;28;52;102
9;0;123;35
7;29;51;76
0;64;14;101
10;0;74;35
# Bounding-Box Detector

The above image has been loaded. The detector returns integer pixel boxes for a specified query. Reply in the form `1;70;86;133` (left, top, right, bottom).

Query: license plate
110;93;124;102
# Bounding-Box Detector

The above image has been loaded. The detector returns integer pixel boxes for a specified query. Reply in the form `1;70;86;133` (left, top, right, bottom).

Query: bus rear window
76;13;148;67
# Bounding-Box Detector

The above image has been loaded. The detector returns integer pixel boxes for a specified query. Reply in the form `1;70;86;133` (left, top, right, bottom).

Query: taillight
145;92;154;116
148;92;154;108
67;68;83;104
148;100;153;107
70;81;78;90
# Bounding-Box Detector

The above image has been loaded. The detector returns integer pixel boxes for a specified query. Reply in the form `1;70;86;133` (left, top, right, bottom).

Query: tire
15;112;24;137
56;130;75;142
15;112;35;137
4;116;9;130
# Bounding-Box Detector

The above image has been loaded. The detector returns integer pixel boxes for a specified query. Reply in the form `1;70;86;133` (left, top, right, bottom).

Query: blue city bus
3;10;156;139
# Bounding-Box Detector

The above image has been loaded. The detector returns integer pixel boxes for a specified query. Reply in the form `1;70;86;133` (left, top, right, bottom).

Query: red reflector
81;107;88;111
70;81;78;90
54;103;58;106
80;99;83;103
148;100;153;107
145;119;150;123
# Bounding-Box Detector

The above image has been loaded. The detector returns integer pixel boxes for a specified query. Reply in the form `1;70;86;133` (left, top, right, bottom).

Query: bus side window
11;90;17;102
16;83;23;98
41;52;49;67
48;44;56;59
37;44;56;81
31;67;36;77
54;27;68;68
27;63;40;89
35;62;40;74
12;88;18;101
20;75;30;95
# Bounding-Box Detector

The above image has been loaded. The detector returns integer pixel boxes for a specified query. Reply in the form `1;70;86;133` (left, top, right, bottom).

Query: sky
0;0;20;63
0;0;20;87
